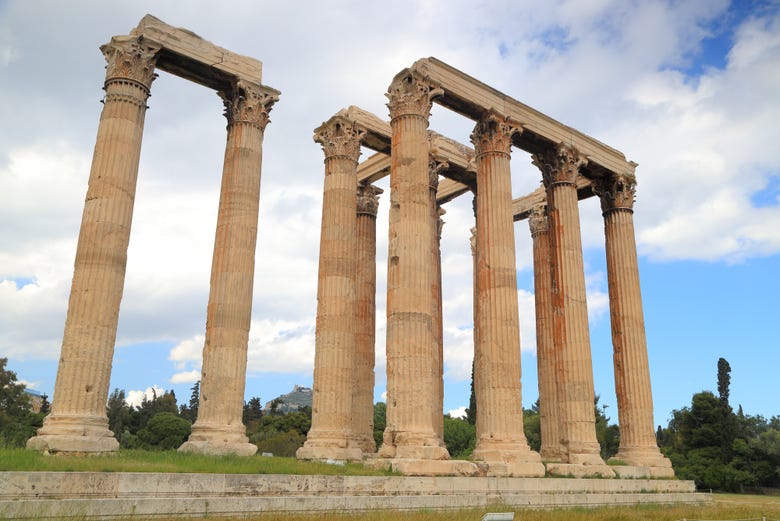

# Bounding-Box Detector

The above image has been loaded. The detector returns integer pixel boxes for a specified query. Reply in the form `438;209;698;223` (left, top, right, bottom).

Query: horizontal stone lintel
410;57;637;178
129;14;264;91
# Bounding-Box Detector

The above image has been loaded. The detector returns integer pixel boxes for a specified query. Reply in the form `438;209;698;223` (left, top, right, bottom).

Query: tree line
1;355;778;493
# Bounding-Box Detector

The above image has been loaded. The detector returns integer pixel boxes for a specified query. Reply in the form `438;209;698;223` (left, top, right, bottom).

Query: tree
373;402;386;449
0;358;31;424
443;415;475;458
595;396;620;460
466;361;477;426
243;396;263;435
106;388;136;441
179;381;200;423
717;357;731;407
136;412;191;450
0;357;43;447
39;393;50;415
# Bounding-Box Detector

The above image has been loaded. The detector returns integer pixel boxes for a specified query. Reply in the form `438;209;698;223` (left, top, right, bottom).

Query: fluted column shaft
352;183;382;454
29;36;159;453
182;81;277;457
430;158;447;442
530;204;562;461
381;71;448;460
470;112;543;476
598;176;671;470
534;143;603;465
297;117;364;461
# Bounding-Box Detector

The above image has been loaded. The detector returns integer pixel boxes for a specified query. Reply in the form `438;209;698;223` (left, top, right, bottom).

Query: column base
610;448;675;478
378;431;449;460
179;422;256;457
296;445;363;462
26;413;119;454
365;458;479;476
472;441;546;477
297;428;364;461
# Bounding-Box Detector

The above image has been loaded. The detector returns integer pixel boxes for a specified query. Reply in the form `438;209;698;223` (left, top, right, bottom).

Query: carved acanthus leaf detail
532;142;588;187
313;116;365;162
428;155;448;190
356;183;383;216
529;204;549;236
101;36;160;89
594;173;637;213
386;70;443;120
220;81;278;130
471;111;521;156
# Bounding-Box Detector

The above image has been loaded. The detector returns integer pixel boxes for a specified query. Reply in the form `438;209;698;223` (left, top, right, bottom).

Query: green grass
0;448;392;475
137;495;780;521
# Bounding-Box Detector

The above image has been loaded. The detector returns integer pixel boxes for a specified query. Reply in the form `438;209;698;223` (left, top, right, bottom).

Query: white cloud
125;385;166;408
170;370;201;384
448;406;467;419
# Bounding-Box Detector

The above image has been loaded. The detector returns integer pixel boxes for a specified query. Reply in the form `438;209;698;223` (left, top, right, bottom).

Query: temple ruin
27;15;279;456
29;16;671;479
298;58;673;478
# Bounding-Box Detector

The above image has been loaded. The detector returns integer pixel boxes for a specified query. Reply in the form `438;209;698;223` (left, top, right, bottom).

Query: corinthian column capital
428;155;449;191
386;70;443;120
219;80;279;131
100;36;160;90
357;183;383;216
314;116;365;162
529;203;549;237
594;173;637;213
470;111;521;157
533;142;588;187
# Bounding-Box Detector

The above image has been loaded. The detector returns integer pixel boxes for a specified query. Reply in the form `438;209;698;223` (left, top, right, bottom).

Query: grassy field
178;494;780;521
4;449;780;520
0;448;391;476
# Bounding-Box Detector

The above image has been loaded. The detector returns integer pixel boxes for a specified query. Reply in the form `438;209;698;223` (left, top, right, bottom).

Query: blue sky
1;0;779;431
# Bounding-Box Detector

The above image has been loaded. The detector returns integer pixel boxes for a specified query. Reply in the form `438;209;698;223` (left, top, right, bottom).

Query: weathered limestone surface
132;14;263;89
180;81;277;457
0;472;706;518
409;57;636;178
530;204;562;462
534;143;613;476
27;35;160;454
470;112;544;477
429;159;447;443
380;69;448;461
297;116;364;461
353;183;383;454
596;175;673;476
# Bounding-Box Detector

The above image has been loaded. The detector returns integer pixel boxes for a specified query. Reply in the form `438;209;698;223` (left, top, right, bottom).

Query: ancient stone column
429;157;447;443
351;182;383;454
297;116;365;461
596;175;674;476
470;112;544;476
533;143;612;475
380;70;449;461
28;36;160;454
529;203;562;462
180;80;277;457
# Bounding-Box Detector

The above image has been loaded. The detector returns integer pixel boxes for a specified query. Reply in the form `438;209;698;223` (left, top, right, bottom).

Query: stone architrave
533;143;614;477
28;36;160;453
529;204;562;462
380;69;449;461
353;182;383;454
429;156;448;442
470;112;544;477
297;116;365;461
180;81;277;457
596;175;674;477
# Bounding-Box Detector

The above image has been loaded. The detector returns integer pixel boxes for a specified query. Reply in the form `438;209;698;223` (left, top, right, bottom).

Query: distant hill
263;385;312;414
